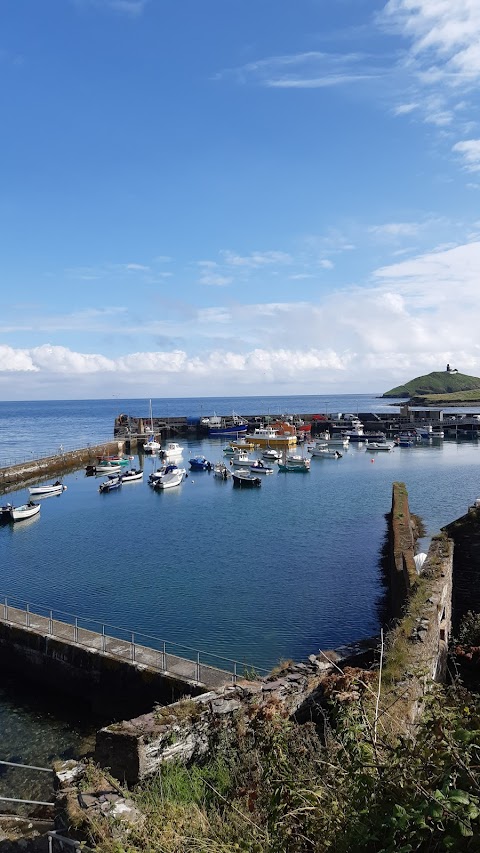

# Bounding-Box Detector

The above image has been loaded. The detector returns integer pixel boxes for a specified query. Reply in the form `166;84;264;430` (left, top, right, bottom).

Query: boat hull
10;503;41;521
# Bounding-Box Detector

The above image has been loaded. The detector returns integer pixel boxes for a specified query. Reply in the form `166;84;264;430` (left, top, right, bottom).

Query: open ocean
1;393;480;789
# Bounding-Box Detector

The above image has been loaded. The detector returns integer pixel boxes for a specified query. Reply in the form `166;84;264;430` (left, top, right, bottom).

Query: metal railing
0;437;116;470
0;758;54;808
0;594;268;685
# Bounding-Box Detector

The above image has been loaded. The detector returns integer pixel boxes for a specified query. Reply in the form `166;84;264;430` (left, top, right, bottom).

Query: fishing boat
143;400;161;453
231;450;255;467
148;463;183;485
201;412;248;437
9;502;41;521
245;425;297;448
189;456;212;471
99;476;122;493
232;469;262;488
28;481;67;496
119;468;144;482
153;467;185;489
213;462;232;480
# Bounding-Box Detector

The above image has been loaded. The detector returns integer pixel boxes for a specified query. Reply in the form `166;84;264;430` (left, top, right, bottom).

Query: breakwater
0;441;123;493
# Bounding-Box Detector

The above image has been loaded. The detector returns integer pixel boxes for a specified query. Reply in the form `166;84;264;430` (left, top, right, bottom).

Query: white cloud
369;221;420;238
199;272;233;287
222;250;293;268
453;139;480;172
0;345;38;372
319;259;334;270
217;51;384;90
73;0;149;15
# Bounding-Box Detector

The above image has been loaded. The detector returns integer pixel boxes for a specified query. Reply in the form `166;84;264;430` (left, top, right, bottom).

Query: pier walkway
0;597;264;695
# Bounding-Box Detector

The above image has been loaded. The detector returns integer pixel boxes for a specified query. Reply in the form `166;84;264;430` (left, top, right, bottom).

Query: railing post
233;661;237;685
74;617;79;643
3;598;7;621
162;641;166;671
131;633;135;662
48;610;53;635
26;603;30;628
196;652;200;682
102;624;106;653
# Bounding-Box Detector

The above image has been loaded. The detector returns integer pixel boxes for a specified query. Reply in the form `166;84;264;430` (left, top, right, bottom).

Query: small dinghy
119;469;144;483
28;481;67;496
10;501;41;522
99;476;122;493
86;463;122;476
249;460;274;474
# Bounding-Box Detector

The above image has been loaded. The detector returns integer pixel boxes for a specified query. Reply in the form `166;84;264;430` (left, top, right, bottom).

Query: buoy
371;458;374;463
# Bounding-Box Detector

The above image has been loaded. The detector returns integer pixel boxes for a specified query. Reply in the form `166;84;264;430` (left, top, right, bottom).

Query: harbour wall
0;441;123;493
385;482;453;731
0;618;208;719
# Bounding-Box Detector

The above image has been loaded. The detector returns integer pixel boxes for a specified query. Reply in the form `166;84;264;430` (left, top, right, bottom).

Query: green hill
382;370;480;399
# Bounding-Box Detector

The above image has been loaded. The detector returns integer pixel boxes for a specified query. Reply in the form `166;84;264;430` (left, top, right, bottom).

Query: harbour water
1;394;480;787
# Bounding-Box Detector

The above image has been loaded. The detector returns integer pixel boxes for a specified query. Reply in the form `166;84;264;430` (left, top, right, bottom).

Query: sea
1;393;480;803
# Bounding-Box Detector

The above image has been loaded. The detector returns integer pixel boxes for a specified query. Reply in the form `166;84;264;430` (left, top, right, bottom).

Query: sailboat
143;400;161;453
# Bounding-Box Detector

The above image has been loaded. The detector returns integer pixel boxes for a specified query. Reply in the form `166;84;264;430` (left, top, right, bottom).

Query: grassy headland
383;370;480;405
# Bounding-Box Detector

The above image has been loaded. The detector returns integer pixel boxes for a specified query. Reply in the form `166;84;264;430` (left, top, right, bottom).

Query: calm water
1;395;480;777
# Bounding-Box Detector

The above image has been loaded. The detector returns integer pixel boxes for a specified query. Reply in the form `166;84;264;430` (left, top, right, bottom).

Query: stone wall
0;441;123;492
94;637;379;784
0;621;206;719
443;502;480;632
388;481;418;619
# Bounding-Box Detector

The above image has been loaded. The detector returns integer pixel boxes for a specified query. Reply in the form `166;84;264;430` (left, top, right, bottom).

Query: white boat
365;441;395;452
143;400;161;453
154;468;185;489
249;460;274;474
314;431;349;448
278;454;311;472
310;447;342;459
149;463;185;485
119;468;144;482
262;447;281;461
231;450;255;467
213;462;232;480
10;502;41;521
88;463;122;475
28;481;67;496
162;442;183;460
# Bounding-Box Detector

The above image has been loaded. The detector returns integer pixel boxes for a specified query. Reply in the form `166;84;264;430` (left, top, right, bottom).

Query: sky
1;0;480;400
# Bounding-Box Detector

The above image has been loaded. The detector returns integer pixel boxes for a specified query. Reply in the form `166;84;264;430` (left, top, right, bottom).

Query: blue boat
189;456;212;471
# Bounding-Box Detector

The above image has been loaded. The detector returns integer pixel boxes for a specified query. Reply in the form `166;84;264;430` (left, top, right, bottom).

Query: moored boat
28;481;67;496
10;502;41;521
99;476;122;493
278;454;310;472
161;442;184;460
262;447;281;461
154;467;185;489
244;425;297;448
119;468;144;482
249;460;274;474
365;441;395;452
231;450;255;467
232;469;262;488
213;462;232;480
189;456;212;471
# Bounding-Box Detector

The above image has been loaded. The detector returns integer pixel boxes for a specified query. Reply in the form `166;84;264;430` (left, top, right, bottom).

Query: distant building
446;364;458;374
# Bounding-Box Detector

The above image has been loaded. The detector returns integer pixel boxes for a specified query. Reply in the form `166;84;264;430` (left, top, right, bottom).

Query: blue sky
1;0;480;399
